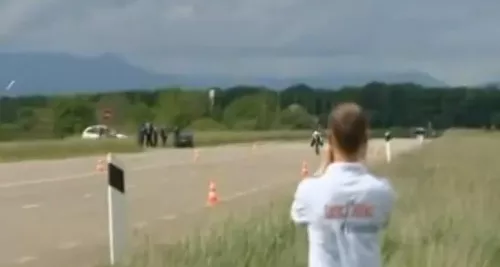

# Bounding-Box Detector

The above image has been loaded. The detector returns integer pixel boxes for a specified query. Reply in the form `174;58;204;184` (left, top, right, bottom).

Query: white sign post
385;141;392;163
208;89;215;114
106;153;127;265
384;131;392;163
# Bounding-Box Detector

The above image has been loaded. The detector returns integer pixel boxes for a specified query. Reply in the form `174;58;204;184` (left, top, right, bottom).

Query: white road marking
159;214;177;221
0;151;272;189
226;191;247;199
21;203;40;209
158;179;294;223
0;172;100;189
57;241;80;250
221;182;283;202
133;221;148;229
14;256;37;264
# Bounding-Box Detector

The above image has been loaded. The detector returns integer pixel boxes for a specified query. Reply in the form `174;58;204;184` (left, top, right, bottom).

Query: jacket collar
324;162;367;176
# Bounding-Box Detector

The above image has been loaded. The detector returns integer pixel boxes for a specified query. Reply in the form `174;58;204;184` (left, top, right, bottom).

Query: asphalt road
0;139;423;267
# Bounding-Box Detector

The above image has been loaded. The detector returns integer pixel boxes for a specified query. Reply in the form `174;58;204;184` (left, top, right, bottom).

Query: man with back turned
291;103;396;267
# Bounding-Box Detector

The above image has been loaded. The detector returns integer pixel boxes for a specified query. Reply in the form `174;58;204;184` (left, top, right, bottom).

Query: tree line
0;82;499;141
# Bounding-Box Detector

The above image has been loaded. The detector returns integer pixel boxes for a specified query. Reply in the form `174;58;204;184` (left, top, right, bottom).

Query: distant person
173;126;180;139
159;127;168;147
137;123;146;147
152;126;159;147
172;126;181;146
310;129;322;145
291;102;396;267
310;128;324;155
98;127;105;139
144;122;154;147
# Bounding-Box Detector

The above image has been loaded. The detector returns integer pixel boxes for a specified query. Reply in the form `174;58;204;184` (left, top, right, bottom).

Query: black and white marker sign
106;153;127;265
384;131;392;163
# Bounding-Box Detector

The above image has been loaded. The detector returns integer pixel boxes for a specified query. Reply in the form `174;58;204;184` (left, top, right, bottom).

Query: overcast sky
0;0;499;85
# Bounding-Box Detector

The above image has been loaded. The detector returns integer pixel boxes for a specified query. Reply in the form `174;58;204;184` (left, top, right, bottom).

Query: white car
81;124;128;140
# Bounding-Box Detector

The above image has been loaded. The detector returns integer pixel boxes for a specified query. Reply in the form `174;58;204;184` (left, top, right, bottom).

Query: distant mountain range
480;82;500;89
0;52;449;95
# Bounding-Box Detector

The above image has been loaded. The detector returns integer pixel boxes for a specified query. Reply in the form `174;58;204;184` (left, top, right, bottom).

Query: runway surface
0;139;422;267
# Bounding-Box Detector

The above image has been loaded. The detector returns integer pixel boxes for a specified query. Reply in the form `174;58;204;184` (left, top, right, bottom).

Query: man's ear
328;143;334;163
358;142;368;161
326;133;336;163
327;131;334;145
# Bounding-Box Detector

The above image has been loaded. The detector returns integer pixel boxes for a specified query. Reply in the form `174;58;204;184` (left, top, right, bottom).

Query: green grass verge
114;130;500;267
192;130;309;145
0;128;442;162
0;131;310;162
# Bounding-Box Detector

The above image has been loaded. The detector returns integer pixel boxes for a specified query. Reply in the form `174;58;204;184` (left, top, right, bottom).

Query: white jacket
291;162;396;267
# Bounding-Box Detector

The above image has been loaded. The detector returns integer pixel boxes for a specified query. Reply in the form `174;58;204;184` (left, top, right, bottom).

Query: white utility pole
208;89;215;115
0;80;15;124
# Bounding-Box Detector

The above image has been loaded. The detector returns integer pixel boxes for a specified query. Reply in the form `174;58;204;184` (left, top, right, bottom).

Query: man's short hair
328;103;368;155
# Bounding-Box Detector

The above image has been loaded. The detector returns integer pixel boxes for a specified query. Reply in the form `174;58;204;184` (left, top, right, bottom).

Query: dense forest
0;82;499;141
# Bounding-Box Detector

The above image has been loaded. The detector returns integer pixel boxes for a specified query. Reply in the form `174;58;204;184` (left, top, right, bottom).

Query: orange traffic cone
96;158;106;172
207;181;219;207
301;161;309;178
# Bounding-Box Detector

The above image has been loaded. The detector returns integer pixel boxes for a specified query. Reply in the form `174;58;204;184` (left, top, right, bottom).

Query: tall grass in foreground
377;130;500;267
118;130;500;267
124;203;308;267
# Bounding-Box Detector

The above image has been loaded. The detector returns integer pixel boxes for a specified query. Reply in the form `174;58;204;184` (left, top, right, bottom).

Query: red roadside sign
103;108;112;119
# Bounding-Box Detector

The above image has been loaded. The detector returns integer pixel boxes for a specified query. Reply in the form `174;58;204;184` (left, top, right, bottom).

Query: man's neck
333;152;360;163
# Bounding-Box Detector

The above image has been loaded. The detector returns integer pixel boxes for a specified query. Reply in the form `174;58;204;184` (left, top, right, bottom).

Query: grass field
115;130;500;267
0;130;310;162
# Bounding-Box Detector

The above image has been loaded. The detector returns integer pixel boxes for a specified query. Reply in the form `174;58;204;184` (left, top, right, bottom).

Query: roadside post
384;131;392;163
106;153;127;265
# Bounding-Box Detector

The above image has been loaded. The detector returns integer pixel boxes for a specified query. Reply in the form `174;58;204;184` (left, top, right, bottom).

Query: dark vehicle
174;130;194;148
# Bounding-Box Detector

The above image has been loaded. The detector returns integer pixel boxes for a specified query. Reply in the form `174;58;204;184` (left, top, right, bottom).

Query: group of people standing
137;122;180;148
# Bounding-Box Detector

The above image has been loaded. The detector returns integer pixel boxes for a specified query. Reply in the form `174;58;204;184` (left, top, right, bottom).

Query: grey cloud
1;0;500;85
